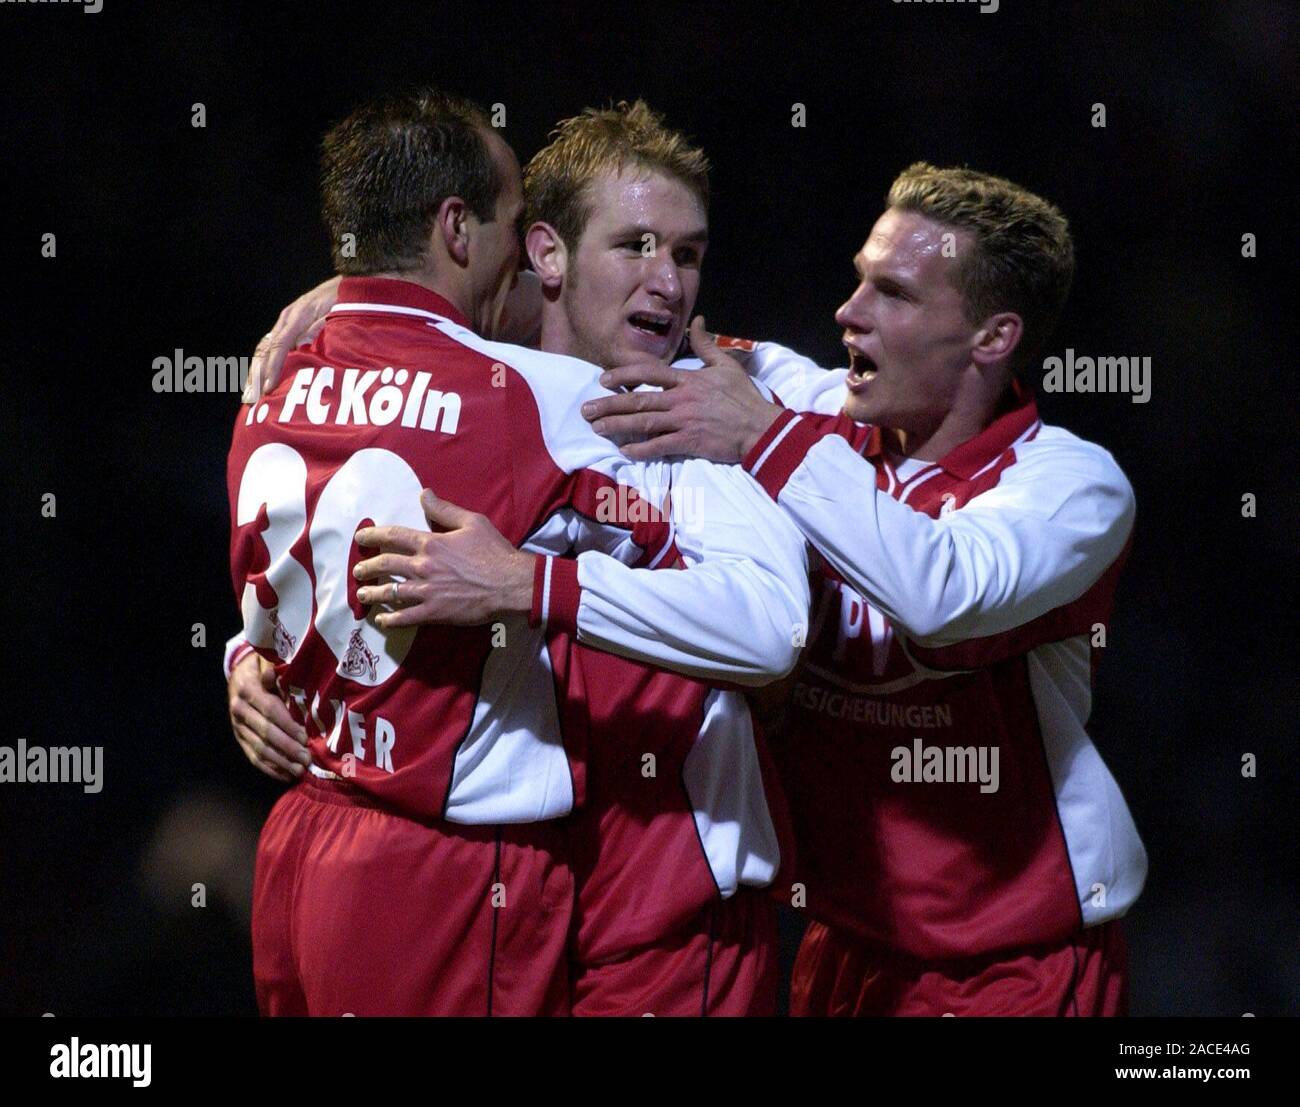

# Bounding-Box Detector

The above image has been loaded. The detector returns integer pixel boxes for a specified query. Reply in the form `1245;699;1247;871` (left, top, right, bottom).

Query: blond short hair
887;163;1075;372
524;100;709;248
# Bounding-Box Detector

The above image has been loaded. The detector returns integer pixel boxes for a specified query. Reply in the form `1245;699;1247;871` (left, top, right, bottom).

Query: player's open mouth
628;312;673;338
847;349;877;388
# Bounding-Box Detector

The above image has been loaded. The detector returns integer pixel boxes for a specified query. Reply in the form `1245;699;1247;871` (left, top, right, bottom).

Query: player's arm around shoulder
759;417;1136;648
530;414;812;686
906;430;1137;646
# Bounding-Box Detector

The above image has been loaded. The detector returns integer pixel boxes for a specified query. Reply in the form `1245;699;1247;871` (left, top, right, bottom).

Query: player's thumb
688;316;722;364
420;488;475;531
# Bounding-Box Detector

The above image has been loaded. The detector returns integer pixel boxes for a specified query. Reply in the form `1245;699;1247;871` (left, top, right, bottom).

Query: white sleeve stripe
645;516;677;569
540;556;553;624
750;414;803;477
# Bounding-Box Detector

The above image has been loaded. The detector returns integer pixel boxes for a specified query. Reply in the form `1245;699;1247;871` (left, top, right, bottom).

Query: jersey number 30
235;444;427;686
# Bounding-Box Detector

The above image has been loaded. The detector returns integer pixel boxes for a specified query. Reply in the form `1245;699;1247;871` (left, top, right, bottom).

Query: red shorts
791;919;1129;1017
571;889;778;1017
252;778;572;1016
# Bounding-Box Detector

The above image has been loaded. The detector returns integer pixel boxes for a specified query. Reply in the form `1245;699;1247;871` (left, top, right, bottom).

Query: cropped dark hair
321;87;501;274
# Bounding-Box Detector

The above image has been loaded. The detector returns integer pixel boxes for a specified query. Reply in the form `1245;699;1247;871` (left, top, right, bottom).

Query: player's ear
526;221;567;292
434;195;472;266
971;311;1023;373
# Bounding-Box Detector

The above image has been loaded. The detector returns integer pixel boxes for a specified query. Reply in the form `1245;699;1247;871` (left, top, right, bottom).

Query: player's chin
841;392;881;426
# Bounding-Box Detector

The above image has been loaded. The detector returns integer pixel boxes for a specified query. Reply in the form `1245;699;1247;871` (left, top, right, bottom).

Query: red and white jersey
558;644;793;963
724;341;1147;960
226;279;809;829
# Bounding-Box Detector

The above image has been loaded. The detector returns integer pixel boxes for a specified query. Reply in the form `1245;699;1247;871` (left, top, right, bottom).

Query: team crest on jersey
341;628;380;683
269;610;297;659
715;335;758;352
939;492;958;516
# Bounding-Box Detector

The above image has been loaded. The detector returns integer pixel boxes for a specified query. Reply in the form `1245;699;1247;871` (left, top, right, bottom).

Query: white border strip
539;556;553;624
329;302;450;325
748;414;803;477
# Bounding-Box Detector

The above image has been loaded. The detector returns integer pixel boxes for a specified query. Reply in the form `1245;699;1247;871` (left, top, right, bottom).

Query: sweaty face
558;169;707;371
474;130;525;339
836;208;980;439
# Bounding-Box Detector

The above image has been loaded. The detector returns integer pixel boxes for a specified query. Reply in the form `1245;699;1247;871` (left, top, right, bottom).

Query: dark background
2;1;1295;1016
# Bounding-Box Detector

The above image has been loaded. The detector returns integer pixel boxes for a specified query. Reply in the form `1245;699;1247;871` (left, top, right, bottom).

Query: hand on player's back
354;490;535;629
581;317;782;463
228;652;312;782
245;275;342;403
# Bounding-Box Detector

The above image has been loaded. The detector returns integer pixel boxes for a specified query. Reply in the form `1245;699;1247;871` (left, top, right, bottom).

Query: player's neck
371;267;475;329
538;305;585;363
892;413;983;462
891;381;1009;462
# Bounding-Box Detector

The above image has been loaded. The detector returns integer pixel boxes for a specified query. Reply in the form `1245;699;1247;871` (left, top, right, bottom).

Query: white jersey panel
443;616;573;823
681;688;782;896
1027;636;1148;924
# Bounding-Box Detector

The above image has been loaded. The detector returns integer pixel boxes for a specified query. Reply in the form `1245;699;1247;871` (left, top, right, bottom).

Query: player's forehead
858;207;966;279
580;167;708;242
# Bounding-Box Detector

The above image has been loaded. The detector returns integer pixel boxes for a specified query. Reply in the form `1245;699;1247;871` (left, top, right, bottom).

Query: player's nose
644;255;683;303
835;288;871;333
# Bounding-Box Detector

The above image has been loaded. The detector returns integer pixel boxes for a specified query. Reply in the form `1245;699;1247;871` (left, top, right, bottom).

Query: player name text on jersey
287;687;397;775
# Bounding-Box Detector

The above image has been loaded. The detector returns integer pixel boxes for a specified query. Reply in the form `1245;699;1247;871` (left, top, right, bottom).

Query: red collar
862;380;1040;480
333;276;472;330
